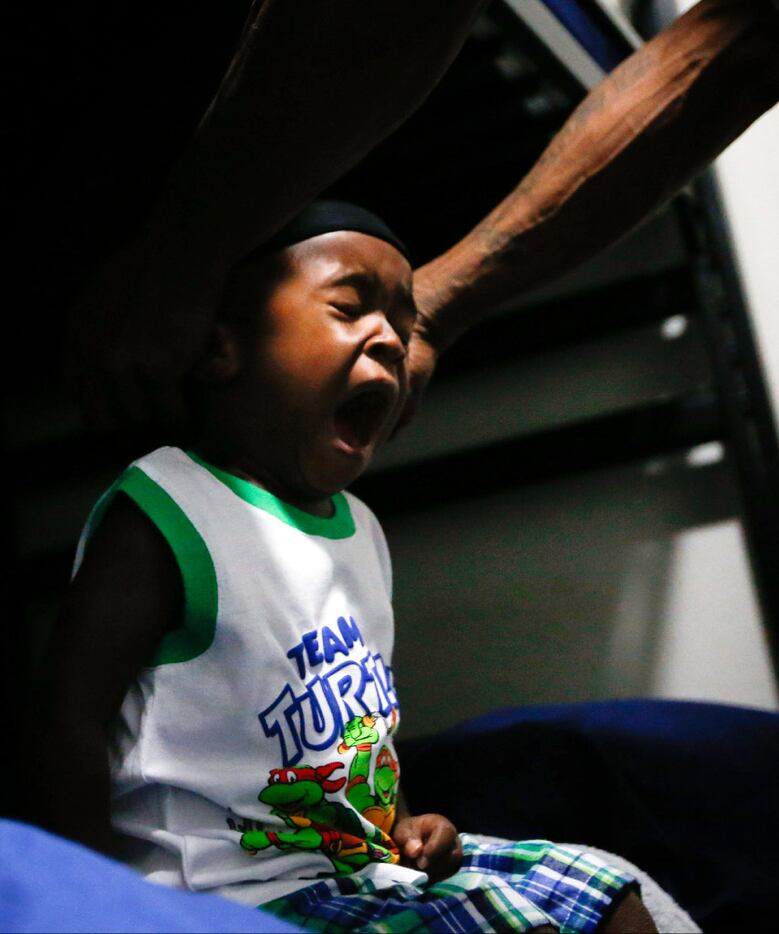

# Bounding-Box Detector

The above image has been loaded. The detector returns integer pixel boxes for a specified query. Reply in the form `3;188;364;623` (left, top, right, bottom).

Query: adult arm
404;0;779;420
33;496;182;855
69;0;489;430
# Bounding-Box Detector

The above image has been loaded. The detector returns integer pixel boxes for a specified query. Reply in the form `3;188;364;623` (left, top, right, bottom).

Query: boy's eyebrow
322;271;377;290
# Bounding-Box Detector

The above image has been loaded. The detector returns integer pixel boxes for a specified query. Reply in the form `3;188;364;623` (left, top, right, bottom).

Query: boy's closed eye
328;296;415;349
325;279;368;319
321;263;416;348
330;300;363;317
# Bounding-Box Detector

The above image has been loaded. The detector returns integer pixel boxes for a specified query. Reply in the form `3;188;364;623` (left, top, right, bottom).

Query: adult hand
66;231;226;433
393;813;463;883
396;323;439;436
393;266;451;435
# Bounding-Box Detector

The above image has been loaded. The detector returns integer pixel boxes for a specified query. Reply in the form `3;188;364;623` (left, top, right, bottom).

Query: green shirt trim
85;466;219;666
186;450;356;540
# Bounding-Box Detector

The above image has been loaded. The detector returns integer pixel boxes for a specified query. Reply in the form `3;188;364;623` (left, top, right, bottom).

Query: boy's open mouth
332;385;395;454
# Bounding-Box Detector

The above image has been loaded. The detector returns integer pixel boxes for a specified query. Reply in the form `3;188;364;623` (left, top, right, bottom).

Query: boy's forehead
287;231;413;287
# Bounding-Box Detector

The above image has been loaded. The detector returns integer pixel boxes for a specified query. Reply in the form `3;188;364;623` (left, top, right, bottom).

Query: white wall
714;108;779;422
387;442;777;739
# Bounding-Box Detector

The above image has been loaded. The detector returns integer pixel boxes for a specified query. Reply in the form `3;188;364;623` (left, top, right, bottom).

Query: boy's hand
393;813;462;883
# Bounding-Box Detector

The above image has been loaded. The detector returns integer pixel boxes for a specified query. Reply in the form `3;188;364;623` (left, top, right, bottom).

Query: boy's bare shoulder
44;492;183;718
84;489;175;565
73;490;182;616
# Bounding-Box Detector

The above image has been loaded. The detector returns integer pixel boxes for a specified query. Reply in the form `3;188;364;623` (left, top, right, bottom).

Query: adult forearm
414;0;779;349
149;0;488;273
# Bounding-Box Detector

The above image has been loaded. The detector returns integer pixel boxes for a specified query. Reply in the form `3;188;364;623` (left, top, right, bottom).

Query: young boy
39;202;656;932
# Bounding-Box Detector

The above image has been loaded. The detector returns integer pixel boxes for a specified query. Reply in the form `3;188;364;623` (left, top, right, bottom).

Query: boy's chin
304;448;374;497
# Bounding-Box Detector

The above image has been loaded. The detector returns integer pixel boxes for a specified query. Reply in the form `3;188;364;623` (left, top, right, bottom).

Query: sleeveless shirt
74;446;425;906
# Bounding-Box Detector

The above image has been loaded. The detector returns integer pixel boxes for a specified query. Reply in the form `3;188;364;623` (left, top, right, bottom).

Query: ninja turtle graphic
338;713;400;835
239;760;398;874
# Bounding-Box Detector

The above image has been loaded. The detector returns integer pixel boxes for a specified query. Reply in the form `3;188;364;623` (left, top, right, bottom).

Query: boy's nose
365;316;406;366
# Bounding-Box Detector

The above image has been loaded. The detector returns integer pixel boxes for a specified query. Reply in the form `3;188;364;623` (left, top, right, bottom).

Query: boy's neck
190;440;336;519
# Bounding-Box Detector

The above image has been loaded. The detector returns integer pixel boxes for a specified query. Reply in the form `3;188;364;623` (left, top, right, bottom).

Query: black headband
259;200;410;261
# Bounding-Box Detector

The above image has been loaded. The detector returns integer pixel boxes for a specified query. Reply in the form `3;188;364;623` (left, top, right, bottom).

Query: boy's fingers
393;819;424;858
395;829;423;853
422;818;456;857
395;815;461;880
449;833;464;868
425;828;463;880
421;818;461;874
405;838;424;860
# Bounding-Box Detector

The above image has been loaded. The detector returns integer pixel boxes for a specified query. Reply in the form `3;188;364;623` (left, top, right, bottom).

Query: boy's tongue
334;391;388;450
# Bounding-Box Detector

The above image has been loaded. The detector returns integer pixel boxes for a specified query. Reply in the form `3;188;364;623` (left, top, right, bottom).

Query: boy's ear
191;323;243;384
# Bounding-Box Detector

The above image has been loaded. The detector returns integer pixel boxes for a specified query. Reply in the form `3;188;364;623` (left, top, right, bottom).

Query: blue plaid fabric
262;834;638;932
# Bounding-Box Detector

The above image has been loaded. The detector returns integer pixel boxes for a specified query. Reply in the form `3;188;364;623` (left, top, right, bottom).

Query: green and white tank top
74;446;424;906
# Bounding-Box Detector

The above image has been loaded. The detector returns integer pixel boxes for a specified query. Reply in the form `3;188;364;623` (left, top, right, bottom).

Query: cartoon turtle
370;745;400;831
338;714;400;836
240;761;396;874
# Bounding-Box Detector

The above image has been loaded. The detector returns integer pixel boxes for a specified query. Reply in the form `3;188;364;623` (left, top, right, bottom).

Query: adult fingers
391;336;437;438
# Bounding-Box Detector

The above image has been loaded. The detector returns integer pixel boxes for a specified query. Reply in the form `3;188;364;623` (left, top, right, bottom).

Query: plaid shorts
261;834;638;932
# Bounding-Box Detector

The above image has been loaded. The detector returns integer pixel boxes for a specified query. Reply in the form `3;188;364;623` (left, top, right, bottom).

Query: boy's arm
404;0;779;419
34;494;182;855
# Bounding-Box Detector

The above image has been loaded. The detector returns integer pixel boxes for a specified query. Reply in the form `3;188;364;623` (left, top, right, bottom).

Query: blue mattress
0;820;298;934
